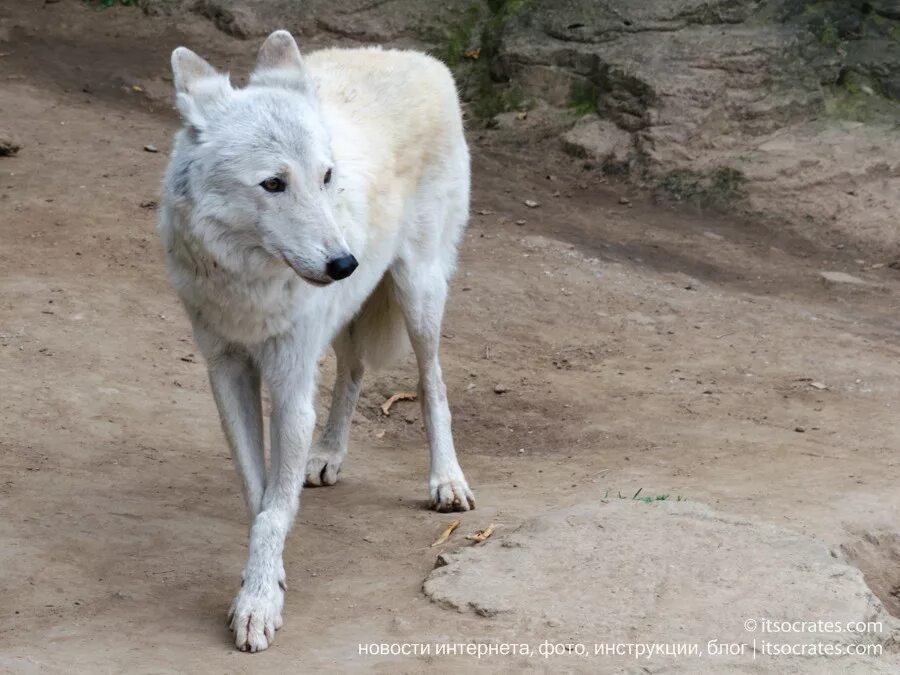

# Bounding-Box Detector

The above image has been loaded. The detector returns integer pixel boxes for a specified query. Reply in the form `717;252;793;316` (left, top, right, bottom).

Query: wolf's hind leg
305;328;364;486
392;262;474;512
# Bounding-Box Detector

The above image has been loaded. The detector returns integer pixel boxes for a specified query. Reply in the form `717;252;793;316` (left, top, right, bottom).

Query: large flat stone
424;499;899;670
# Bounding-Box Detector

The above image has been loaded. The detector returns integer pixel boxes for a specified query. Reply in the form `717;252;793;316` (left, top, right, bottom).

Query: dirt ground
2;2;900;672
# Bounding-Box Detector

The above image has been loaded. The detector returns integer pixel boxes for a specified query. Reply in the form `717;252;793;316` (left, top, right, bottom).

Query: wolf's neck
170;214;285;286
169;222;224;281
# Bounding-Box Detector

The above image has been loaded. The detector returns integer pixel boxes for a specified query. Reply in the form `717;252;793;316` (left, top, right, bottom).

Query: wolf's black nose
326;254;358;281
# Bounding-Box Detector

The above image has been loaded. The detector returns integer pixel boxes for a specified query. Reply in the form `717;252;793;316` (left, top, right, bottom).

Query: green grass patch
819;17;840;46
602;487;685;503
568;79;599;116
85;0;135;9
439;0;535;121
824;69;899;122
443;4;483;68
655;166;747;206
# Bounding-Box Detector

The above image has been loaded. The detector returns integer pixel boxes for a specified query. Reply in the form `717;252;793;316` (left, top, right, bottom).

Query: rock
523;199;540;208
144;0;475;42
489;0;900;237
424;500;899;669
561;116;632;170
194;0;262;39
0;134;20;157
493;384;509;394
820;271;868;285
501;3;832;141
143;144;159;153
489;101;571;138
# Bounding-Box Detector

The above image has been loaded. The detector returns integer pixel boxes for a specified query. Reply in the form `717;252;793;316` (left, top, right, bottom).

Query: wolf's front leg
197;325;267;520
228;344;317;652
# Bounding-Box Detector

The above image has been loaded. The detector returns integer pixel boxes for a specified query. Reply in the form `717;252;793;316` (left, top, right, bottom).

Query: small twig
380;391;416;416
431;520;461;547
800;452;845;460
465;523;497;543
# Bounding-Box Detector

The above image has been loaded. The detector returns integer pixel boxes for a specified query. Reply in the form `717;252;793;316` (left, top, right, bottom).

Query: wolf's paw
430;477;475;512
304;451;344;487
227;576;285;653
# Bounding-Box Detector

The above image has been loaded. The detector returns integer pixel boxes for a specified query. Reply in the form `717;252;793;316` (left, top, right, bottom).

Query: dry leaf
463;48;481;60
381;391;416;416
466;523;497;543
431;519;461;547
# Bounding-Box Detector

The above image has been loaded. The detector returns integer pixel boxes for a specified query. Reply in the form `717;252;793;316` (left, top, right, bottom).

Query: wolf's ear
250;30;313;92
170;47;233;132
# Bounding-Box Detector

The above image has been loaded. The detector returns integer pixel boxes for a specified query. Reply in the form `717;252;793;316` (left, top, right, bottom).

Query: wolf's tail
347;272;410;371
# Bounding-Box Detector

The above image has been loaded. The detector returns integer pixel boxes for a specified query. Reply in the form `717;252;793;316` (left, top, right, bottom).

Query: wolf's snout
325;254;358;281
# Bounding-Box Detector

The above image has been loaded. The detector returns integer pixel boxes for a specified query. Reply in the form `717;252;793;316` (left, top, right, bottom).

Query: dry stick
465;523;497;543
380;391;416;416
431;520;461;547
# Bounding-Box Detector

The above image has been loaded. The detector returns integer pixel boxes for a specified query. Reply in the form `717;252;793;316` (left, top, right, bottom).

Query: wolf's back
307;47;465;164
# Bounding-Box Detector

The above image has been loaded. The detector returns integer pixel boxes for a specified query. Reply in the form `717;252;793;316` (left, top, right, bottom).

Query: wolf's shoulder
306;46;463;151
306;47;457;100
306;46;451;78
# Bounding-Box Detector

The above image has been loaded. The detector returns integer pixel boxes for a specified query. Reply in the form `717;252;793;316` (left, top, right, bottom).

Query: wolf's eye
323;168;332;186
260;177;286;193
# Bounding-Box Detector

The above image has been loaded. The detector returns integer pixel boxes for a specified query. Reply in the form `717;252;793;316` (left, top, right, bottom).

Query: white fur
158;31;474;652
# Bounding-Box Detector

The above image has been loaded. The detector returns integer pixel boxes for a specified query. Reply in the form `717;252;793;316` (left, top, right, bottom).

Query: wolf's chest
173;265;304;344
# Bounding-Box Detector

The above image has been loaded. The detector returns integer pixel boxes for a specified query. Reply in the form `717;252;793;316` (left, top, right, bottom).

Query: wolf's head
169;31;357;286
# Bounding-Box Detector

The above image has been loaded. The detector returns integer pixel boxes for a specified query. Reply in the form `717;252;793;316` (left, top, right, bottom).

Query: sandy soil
1;2;900;672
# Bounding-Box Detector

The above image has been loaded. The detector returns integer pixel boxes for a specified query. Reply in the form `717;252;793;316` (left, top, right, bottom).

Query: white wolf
158;30;474;652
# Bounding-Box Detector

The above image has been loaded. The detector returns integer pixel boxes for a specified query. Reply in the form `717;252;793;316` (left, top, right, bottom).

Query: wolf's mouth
281;254;333;287
299;275;332;287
